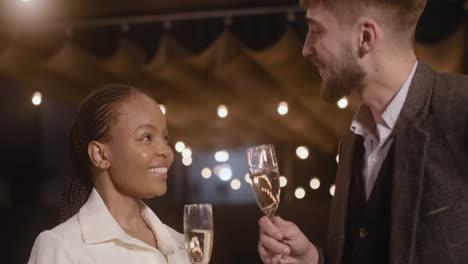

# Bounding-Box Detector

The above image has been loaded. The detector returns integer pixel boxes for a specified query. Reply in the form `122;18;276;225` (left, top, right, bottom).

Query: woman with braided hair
28;85;190;264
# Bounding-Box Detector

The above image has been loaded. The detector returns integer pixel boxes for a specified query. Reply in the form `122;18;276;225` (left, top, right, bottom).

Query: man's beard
320;44;366;103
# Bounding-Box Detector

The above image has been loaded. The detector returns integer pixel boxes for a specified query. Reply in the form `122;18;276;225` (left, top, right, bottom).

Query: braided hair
60;84;146;223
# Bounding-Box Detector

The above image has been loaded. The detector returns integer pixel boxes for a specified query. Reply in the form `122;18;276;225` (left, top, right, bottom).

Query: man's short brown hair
300;0;427;37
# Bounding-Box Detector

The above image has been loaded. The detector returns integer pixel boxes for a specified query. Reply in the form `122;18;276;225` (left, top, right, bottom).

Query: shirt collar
380;61;418;130
140;201;182;256
350;61;418;136
79;188;126;244
79;188;181;255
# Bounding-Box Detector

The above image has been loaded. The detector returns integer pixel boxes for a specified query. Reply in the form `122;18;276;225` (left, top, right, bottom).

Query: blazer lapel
327;130;358;264
390;61;433;264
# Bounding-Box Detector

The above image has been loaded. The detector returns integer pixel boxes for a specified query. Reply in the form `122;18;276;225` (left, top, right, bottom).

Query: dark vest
342;136;394;264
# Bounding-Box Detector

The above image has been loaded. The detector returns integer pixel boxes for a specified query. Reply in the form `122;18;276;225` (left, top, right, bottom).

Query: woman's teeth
149;168;168;175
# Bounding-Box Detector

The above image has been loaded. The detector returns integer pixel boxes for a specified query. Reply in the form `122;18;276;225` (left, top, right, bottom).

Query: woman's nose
156;142;172;158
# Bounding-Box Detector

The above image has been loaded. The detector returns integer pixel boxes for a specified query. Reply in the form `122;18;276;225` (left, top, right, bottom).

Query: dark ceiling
0;0;467;153
0;0;296;24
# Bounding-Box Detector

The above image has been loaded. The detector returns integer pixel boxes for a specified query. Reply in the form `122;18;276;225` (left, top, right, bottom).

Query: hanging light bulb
201;168;212;179
337;97;348;109
309;177;320;190
295;187;306;199
330;184;336;196
277;101;289;115
182;148;192;158
230;179;241;190
296;146;309;159
218;165;232;182
217;105;228;118
182;157;192;166
32;92;42;106
279;176;288;188
214;150;229;162
175;141;185;153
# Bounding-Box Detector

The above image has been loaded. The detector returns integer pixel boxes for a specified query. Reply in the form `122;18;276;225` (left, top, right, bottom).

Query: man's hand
258;216;320;264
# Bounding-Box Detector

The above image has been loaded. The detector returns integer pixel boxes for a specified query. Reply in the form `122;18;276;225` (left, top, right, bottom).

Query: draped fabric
0;22;465;152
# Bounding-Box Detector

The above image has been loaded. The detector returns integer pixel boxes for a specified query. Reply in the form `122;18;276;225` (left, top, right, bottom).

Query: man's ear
88;141;110;170
357;18;378;57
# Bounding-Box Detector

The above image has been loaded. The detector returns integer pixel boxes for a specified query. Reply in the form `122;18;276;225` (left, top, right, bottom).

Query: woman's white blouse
28;189;191;264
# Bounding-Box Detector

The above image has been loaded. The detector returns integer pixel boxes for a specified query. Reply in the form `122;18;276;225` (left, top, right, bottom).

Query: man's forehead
306;5;334;22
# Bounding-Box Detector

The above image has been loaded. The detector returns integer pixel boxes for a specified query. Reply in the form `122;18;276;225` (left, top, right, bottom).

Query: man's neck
359;54;417;124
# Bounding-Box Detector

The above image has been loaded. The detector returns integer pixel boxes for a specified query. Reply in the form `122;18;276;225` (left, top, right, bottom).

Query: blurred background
0;0;466;263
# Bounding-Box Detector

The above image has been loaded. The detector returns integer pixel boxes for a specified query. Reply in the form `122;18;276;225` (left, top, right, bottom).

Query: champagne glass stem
269;215;284;264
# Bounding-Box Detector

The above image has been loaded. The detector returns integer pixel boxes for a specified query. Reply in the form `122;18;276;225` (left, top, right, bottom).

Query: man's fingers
259;216;283;240
259;232;291;256
258;243;272;264
270;217;298;238
281;254;300;264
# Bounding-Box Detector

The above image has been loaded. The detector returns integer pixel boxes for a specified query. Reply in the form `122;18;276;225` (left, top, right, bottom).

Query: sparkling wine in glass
246;144;283;264
183;204;214;264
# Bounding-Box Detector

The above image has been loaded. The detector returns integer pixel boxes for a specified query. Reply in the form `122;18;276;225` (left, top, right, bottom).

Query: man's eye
163;135;169;142
309;24;321;34
142;135;152;141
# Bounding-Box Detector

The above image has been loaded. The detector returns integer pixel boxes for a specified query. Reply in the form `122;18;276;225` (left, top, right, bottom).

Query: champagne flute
246;144;283;264
183;203;214;264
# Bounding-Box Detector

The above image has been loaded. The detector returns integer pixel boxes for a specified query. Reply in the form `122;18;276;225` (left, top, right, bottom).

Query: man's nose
302;36;314;58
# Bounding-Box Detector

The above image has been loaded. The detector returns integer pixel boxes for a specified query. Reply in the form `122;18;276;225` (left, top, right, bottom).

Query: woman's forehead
112;94;165;128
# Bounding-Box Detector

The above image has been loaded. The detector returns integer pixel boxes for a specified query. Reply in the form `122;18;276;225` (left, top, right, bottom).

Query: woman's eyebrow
136;124;156;130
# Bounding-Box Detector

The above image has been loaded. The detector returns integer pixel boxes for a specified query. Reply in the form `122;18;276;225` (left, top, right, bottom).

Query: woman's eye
163;135;169;142
142;135;152;141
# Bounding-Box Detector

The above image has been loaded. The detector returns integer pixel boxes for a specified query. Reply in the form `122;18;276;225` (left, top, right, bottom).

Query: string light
32;92;42;106
279;176;288;188
175;141;186;153
182;157;192;166
201;168;212;179
309;177;320;190
219;165;232;181
182;148;192;158
330;184;336;196
213;165;222;176
337;97;348;109
296;146;309;159
217;104;228;118
294;187;306;199
214;150;229;162
230;179;241;190
277;101;289;115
